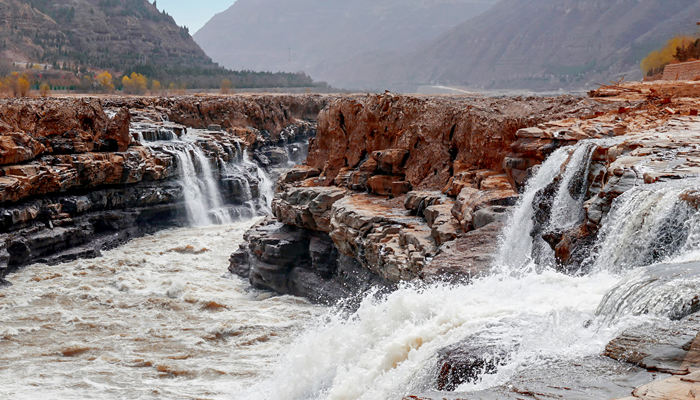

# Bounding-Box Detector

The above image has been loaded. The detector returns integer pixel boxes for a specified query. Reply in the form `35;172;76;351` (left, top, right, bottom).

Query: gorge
1;83;700;399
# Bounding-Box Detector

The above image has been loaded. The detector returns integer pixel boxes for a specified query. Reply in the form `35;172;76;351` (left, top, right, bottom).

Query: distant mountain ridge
195;0;700;91
394;0;700;90
194;0;498;89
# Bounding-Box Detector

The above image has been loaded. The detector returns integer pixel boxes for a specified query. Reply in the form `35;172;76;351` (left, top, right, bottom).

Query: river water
0;221;322;400
0;222;643;400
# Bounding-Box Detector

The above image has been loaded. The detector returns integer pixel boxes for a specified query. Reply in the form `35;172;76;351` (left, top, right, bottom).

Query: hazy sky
156;0;235;33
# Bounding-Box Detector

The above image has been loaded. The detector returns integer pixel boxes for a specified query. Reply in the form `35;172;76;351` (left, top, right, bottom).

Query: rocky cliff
229;93;627;301
0;94;330;282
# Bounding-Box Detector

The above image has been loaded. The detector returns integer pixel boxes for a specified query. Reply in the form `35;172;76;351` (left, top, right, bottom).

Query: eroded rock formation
230;93;619;300
0;95;329;279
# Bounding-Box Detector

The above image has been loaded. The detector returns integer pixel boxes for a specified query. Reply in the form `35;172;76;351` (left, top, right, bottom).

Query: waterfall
129;111;296;226
494;146;571;272
167;142;281;225
191;148;231;225
165;143;219;226
246;138;700;399
547;142;597;232
586;180;700;272
255;163;275;209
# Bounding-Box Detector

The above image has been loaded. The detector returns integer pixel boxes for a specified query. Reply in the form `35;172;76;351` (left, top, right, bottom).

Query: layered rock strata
0;95;329;281
230;93;622;300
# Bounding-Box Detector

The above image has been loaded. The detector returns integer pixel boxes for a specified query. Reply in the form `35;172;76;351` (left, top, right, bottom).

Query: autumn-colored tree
675;38;700;63
121;72;148;94
5;73;31;97
96;71;115;92
220;78;232;94
39;83;51;97
641;36;695;76
151;79;161;94
17;76;30;97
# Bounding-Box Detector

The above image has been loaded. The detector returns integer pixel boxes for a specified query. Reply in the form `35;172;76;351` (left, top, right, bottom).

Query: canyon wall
0;95;330;281
229;93;626;301
231;89;700;300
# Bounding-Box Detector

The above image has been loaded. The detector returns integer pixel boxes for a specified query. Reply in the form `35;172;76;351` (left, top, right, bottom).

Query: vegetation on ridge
641;36;700;77
0;0;323;91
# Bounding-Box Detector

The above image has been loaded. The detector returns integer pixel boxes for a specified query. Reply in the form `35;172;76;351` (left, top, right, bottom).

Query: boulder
423;222;503;282
436;338;509;391
452;187;518;231
272;186;347;232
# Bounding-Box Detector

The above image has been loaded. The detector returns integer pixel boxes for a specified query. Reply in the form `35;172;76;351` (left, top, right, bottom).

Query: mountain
0;0;317;88
1;0;210;71
194;0;498;89
195;0;700;91
392;0;700;90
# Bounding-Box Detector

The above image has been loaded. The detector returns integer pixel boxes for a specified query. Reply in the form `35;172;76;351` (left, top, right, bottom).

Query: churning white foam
240;270;641;400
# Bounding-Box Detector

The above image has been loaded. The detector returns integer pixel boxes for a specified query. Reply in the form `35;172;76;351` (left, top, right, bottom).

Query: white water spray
244;138;700;399
494;146;571;271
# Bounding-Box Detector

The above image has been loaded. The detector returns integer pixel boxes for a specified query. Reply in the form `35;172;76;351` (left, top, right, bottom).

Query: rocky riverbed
1;86;699;399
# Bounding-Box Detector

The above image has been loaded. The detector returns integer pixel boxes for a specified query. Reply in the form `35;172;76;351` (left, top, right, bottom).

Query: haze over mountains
194;0;498;89
196;0;700;91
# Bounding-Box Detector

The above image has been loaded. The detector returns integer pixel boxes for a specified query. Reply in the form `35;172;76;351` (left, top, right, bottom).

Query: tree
96;71;115;92
121;72;148;94
220;78;232;94
150;79;161;94
6;73;31;97
39;82;51;97
641;36;695;76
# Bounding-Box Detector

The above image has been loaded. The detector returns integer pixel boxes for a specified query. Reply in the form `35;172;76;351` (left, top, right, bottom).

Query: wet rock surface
606;312;700;400
229;217;392;304
435;339;509;391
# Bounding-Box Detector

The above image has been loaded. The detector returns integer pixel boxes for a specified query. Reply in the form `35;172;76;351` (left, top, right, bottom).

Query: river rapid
0;221;661;400
0;221;322;399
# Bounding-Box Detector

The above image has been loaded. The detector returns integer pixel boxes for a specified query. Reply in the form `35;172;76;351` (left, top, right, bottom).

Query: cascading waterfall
221;150;276;213
494;145;572;271
132;119;292;226
167;143;214;226
243;139;700;399
547;141;597;231
587;180;700;272
191;148;232;225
